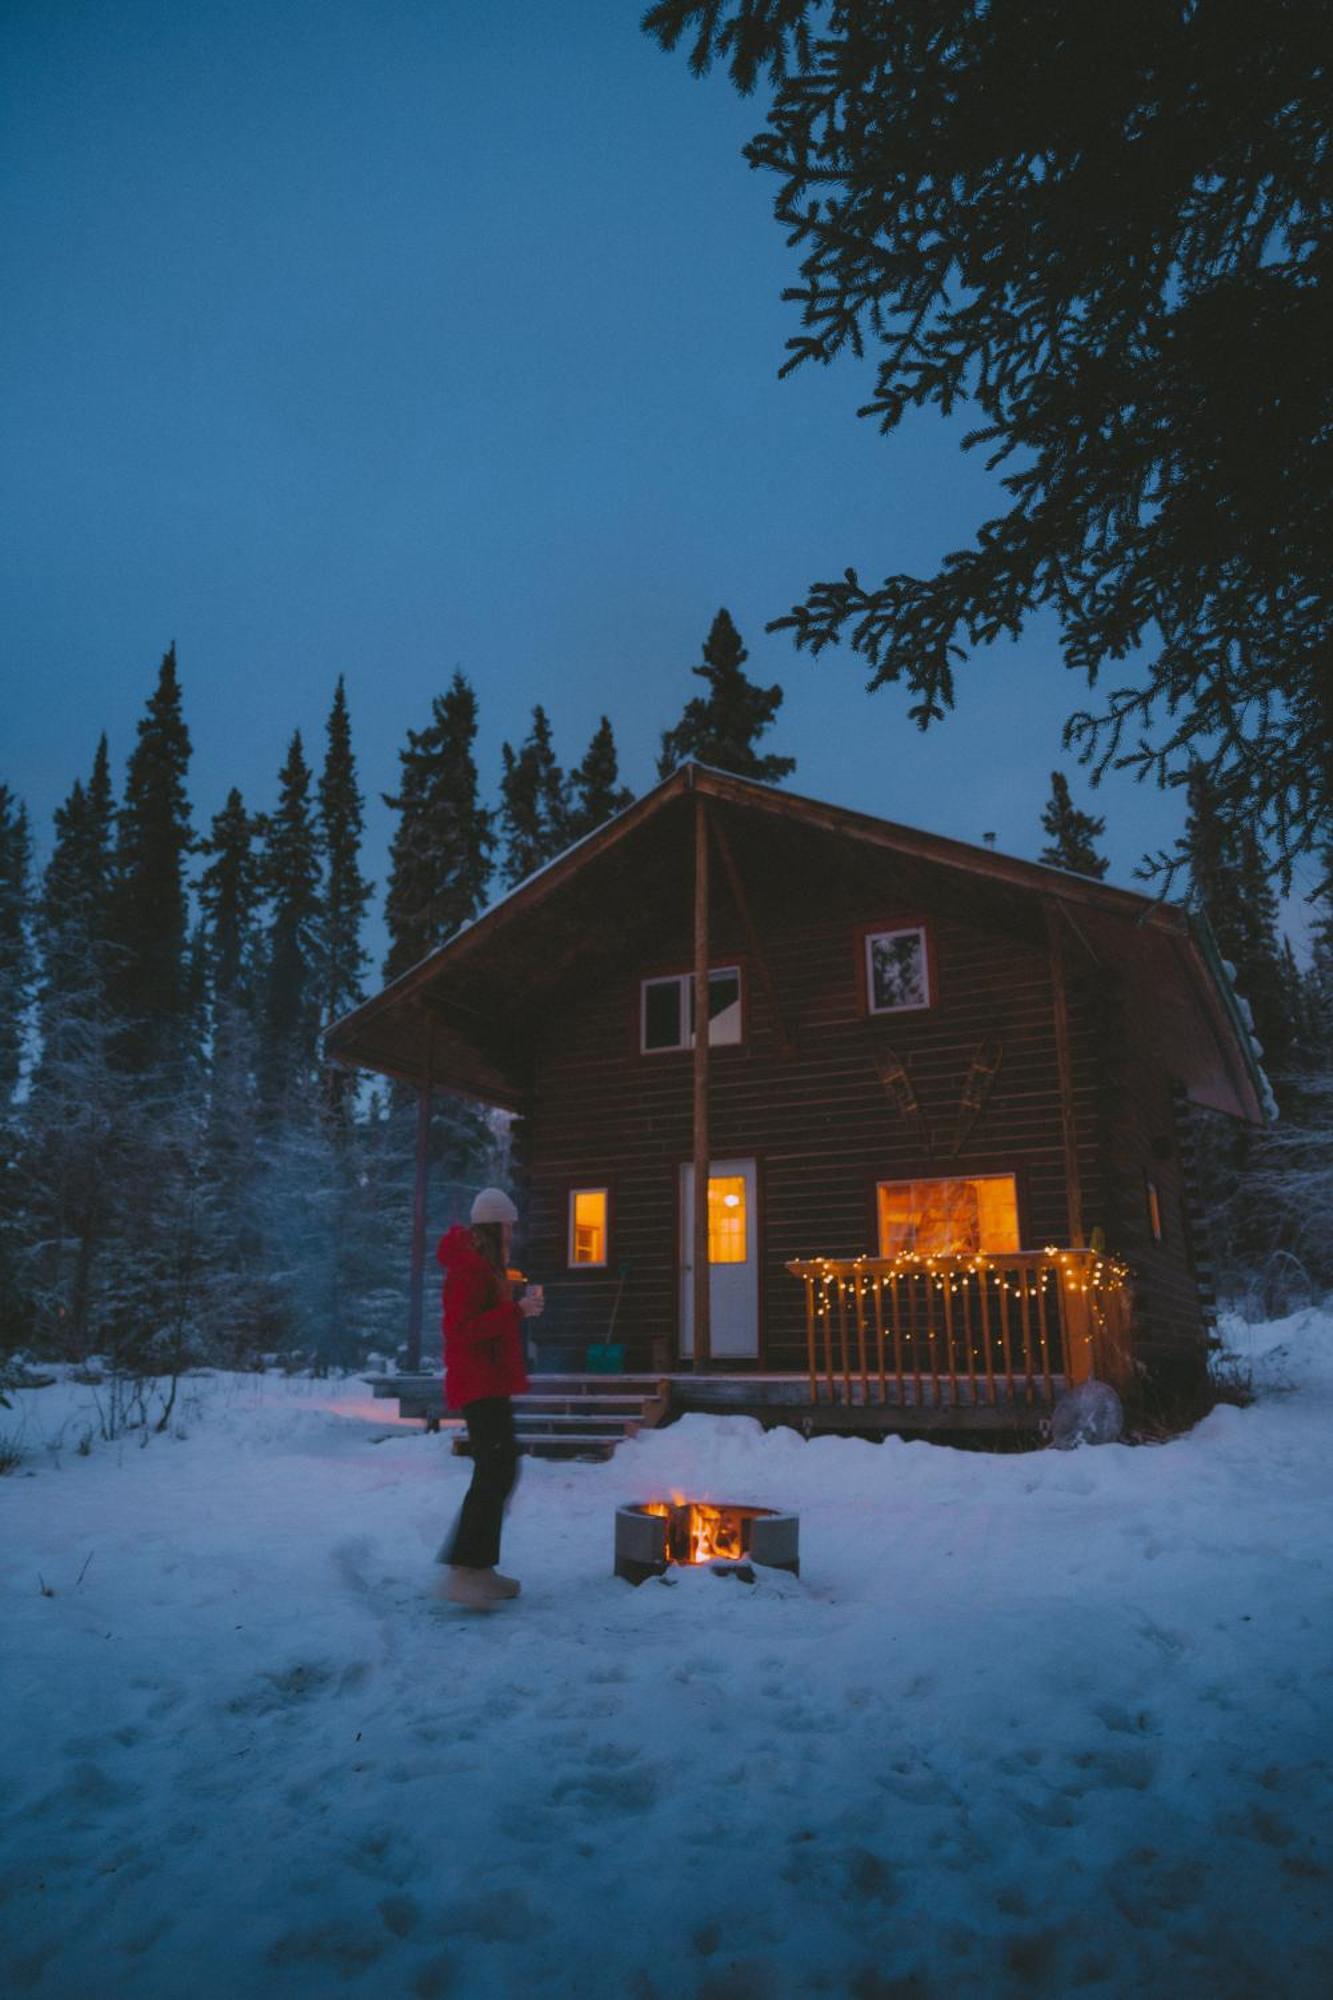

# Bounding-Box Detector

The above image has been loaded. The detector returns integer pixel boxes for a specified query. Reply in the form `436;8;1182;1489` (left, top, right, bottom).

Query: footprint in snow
224;1657;368;1716
548;1751;663;1816
1061;1743;1158;1794
1092;1699;1159;1736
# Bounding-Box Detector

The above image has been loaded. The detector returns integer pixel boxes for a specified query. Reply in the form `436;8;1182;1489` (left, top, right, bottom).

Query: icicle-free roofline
324;761;1270;1121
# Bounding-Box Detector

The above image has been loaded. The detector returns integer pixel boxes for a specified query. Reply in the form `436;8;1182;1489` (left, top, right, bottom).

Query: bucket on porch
586;1342;624;1373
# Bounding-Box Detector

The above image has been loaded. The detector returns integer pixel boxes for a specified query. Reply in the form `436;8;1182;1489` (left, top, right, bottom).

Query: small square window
700;968;741;1044
641;969;742;1051
866;927;931;1014
643;979;683;1051
569;1189;608;1266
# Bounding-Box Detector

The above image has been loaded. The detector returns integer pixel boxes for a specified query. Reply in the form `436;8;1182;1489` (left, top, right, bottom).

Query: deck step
452;1429;628;1462
366;1371;665;1458
507;1412;641;1430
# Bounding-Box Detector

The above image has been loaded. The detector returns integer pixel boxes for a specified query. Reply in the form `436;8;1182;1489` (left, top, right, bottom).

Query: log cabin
327;763;1267;1433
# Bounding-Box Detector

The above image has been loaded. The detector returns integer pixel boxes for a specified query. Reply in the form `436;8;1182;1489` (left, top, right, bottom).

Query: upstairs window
877;1174;1020;1257
641;968;742;1052
865;926;931;1014
569;1188;608;1266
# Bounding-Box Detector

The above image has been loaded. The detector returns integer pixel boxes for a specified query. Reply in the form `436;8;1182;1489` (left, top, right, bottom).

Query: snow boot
489;1570;521;1599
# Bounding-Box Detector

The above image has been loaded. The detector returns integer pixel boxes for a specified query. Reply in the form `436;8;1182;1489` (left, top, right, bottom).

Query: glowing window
641;969;741;1051
707;1175;747;1264
568;1189;608;1267
877;1175;1020;1256
865;927;930;1014
1145;1179;1163;1243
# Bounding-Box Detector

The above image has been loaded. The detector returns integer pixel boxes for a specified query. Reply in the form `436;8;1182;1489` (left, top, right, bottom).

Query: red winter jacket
437;1224;530;1410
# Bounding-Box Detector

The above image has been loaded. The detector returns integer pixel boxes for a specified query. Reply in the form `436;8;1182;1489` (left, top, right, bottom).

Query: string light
793;1246;1131;1405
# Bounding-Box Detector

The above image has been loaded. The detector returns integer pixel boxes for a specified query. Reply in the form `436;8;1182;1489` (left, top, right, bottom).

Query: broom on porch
586;1263;631;1374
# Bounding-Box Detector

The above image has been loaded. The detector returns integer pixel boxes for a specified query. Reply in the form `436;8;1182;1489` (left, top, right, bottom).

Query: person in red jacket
435;1187;544;1609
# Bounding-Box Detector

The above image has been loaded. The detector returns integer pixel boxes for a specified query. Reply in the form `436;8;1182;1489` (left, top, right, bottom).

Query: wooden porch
787;1247;1134;1411
368;1246;1132;1451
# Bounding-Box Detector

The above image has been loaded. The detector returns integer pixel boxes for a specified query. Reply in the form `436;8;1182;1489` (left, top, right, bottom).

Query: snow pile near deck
4;1314;1332;1998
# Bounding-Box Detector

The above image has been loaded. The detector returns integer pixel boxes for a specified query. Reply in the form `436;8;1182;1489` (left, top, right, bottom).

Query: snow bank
3;1324;1332;1997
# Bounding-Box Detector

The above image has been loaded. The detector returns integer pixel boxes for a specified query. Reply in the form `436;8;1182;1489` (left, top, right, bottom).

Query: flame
641;1499;746;1565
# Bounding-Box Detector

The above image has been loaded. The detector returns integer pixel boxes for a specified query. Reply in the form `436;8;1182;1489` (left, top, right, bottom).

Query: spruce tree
318;677;372;1025
105;645;194;1073
1039;771;1109;879
196;789;267;1353
199;790;264;1015
383;674;494;981
499;705;570;888
565;717;634;842
23;746;125;1353
658;608;796;783
1307;849;1333;1062
383;677;498;1360
1186;766;1291;1077
259;733;323;1106
646;3;1329;882
0;787;33;1106
0;786;33;1348
32;743;118;1091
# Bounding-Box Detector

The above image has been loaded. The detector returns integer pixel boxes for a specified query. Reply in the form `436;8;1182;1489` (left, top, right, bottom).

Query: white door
679;1158;759;1359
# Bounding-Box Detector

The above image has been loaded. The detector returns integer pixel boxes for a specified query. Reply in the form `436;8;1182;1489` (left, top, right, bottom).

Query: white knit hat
470;1186;518;1225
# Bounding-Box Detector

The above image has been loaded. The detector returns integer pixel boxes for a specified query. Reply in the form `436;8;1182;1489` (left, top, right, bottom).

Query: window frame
860;919;935;1018
874;1171;1023;1258
639;963;744;1054
567;1186;611;1269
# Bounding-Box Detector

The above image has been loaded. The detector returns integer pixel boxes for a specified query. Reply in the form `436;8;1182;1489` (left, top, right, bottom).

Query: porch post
1044;902;1085;1247
405;1080;431;1371
692;788;712;1367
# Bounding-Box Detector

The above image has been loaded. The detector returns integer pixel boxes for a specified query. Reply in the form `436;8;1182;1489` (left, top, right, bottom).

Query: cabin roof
325;762;1270;1123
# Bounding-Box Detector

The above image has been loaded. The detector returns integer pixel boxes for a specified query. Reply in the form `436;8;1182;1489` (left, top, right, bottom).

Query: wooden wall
509;827;1175;1379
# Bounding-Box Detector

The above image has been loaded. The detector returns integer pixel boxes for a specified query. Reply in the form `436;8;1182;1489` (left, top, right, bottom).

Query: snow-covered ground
4;1315;1332;1999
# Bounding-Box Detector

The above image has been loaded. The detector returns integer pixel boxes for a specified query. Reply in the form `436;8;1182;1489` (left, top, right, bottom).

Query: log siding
521;875;1109;1376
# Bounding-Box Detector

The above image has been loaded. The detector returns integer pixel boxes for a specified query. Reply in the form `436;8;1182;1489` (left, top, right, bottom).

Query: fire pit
614;1500;800;1585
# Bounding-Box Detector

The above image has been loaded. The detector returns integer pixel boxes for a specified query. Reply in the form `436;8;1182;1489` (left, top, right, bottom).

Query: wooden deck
787;1248;1134;1410
367;1361;1072;1450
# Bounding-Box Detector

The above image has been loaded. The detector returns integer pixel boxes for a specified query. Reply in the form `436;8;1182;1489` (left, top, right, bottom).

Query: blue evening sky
1;0;1314;960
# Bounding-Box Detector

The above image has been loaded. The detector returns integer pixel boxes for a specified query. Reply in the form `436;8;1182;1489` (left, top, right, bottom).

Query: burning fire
643;1497;746;1565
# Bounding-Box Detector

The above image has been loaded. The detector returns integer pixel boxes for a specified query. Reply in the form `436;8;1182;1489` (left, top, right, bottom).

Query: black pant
441;1397;520;1570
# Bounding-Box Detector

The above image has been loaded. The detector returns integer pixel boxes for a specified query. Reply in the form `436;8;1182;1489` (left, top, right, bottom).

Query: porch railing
785;1249;1133;1410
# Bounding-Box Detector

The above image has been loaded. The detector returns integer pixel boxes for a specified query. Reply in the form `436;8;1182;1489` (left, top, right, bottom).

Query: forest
0;612;1328;1412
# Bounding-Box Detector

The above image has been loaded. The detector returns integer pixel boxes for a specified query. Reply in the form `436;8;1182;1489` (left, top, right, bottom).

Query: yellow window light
877;1175;1019;1257
569;1188;608;1266
708;1175;747;1264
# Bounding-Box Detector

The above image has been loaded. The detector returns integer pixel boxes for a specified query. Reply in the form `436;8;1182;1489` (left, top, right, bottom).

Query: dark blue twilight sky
1;0;1314;960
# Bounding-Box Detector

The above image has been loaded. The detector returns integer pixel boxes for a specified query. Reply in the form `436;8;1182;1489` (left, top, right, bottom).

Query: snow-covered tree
21;748;132;1354
0;784;33;1346
0;785;33;1107
1186;764;1292;1078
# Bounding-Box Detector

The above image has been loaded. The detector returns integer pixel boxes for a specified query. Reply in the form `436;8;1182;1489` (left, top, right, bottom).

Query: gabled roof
325;762;1269;1123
